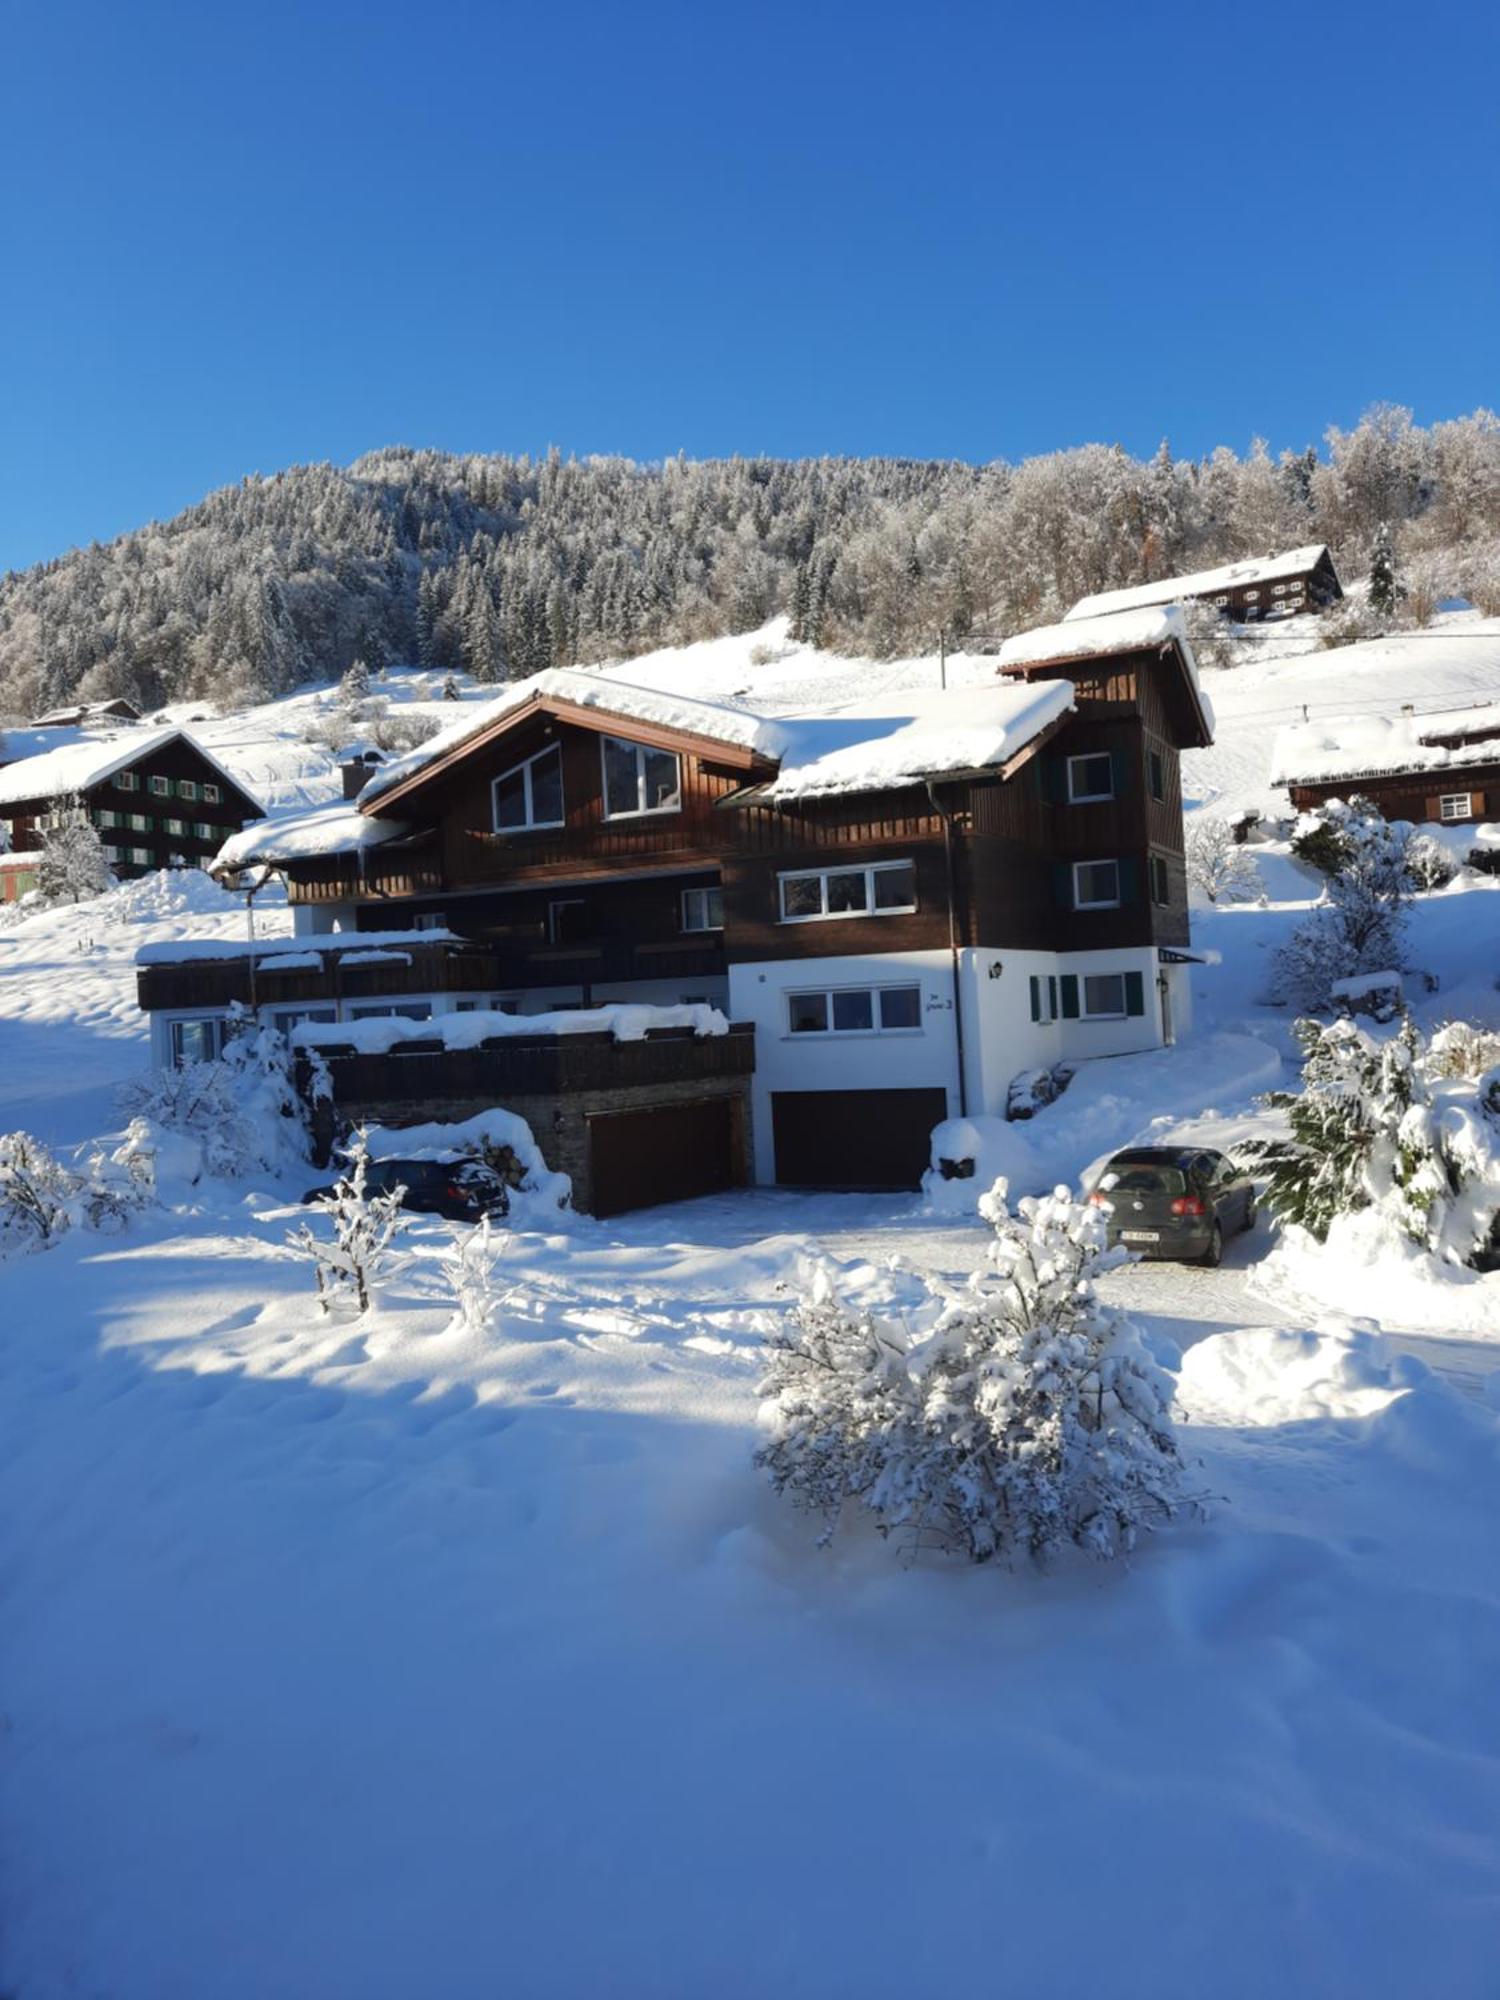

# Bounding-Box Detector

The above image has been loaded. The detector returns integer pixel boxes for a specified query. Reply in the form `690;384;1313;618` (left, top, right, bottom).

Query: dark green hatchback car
1088;1146;1256;1267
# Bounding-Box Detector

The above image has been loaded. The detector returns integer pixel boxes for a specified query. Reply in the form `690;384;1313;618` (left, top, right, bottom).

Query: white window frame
1082;973;1128;1021
116;770;139;792
129;846;152;866
785;983;923;1037
777;859;917;924
1244;589;1260;601
1066;752;1115;804
178;778;199;802
169;1015;226;1066
599;735;681;820
490;743;565;834
193;821;215;840
202;782;221;804
1438;792;1474;822
1072;858;1122;911
164;817;188;837
1150;853;1171;906
148;774;171;797
1213;596;1229;607
681;885;723;933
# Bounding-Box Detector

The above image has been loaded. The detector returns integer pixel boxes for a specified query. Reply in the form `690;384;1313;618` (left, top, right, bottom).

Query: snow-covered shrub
287;1131;405;1314
1427;1021;1500;1080
1273;799;1413;1011
1404;831;1459;891
1248;1017;1500;1266
36;800;113;904
758;1181;1188;1566
0;1131;77;1254
441;1215;511;1332
1185;814;1261;903
1006;1062;1073;1121
121;1016;310;1177
76;1119;158;1231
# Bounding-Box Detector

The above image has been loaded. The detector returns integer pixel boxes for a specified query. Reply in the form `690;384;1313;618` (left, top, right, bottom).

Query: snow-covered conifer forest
5;402;1500;719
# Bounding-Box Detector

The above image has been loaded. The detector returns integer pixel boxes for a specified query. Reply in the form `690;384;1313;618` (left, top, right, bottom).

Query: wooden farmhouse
0;727;264;879
1070;544;1343;625
137;609;1213;1214
1272;702;1500;827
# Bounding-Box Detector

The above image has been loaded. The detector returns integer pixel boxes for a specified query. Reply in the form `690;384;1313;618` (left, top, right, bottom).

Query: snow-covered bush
287;1131;405;1314
1185;814;1261;904
441;1215;512;1332
1427;1021;1500;1080
121;1015;310;1177
0;1131;77;1254
1248;1017;1500;1266
77;1119;158;1231
758;1181;1188;1566
1404;831;1459;891
36;800;113;904
1273;799;1413;1010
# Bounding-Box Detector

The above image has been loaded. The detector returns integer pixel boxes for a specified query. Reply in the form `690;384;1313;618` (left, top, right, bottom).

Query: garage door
771;1088;947;1192
587;1097;739;1218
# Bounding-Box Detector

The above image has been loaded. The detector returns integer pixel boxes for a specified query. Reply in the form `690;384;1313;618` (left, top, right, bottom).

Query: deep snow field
3;618;1500;1998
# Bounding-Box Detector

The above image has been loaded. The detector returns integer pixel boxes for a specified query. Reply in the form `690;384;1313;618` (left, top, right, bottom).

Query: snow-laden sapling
758;1181;1188;1566
1184;814;1261;904
440;1215;515;1333
1273;797;1413;1011
287;1132;406;1313
0;1131;77;1254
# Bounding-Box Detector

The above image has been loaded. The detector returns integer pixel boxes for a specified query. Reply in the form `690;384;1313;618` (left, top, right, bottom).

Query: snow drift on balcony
1066;544;1331;620
761;679;1074;800
135;928;461;967
1271;707;1500;788
358;667;790;809
213;805;411;873
292;1001;730;1053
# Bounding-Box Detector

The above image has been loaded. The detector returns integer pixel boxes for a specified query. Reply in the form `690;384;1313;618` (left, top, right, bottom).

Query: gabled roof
0;727;264;815
360;667;788;814
996;605;1214;748
1066;544;1337;621
1271;703;1500;789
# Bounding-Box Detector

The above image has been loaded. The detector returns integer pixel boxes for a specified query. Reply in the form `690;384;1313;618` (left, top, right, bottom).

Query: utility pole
938;625;947;691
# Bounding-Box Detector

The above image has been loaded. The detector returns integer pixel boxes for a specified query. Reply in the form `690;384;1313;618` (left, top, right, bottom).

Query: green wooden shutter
1049;975;1059;1019
1110;748;1131;796
1124;970;1145;1017
1029;975;1040;1022
1060;974;1080;1019
1053;862;1073;909
1118;856;1140;902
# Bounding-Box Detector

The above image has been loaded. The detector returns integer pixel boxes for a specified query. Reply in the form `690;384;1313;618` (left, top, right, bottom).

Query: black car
1088;1146;1255;1267
302;1156;510;1223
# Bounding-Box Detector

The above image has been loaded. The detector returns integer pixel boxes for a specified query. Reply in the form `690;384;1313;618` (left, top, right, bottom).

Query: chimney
339;745;384;799
1400;703;1415;717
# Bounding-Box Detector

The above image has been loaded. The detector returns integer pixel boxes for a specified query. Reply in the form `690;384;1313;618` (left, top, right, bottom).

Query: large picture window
1083;974;1127;1019
492;744;565;832
778;860;916;923
787;984;922;1035
1072;858;1122;910
601;736;680;818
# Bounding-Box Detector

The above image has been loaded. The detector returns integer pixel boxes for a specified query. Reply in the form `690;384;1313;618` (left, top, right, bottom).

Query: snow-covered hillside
2;621;1499;1999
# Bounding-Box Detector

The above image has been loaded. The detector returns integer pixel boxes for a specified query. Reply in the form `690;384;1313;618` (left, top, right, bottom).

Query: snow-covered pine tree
758;1182;1186;1565
1368;522;1400;617
287;1131;405;1313
339;657;373;707
1273;797;1412;1010
441;672;460;701
37;799;112;903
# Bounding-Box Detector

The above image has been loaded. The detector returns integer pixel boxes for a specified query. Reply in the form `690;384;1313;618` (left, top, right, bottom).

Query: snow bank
1177;1324;1421;1426
1257;1207;1500;1341
293;1001;730;1054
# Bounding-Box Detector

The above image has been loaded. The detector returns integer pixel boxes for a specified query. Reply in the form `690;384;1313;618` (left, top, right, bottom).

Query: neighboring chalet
0;728;264;879
1272;702;1500;827
29;697;143;728
138;613;1213;1212
1069;544;1343;625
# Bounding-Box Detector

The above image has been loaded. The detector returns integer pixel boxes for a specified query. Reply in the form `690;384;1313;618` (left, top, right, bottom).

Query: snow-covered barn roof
213;804;411;875
0;727;260;813
359;667;790;812
1271;704;1500;788
1065;544;1334;622
750;680;1075;802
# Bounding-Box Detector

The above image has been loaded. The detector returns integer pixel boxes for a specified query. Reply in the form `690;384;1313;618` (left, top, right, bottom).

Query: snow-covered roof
996;604;1214;745
1066;545;1333;621
213;805;411;874
1271;706;1500;788
292;1001;730;1053
0;727;260;813
757;680;1074;801
135;927;461;967
359;667;789;809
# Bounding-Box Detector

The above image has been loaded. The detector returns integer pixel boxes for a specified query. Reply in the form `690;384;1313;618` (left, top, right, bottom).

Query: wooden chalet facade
1069;544;1343;625
1272;703;1500;829
138;626;1212;1211
0;728;263;880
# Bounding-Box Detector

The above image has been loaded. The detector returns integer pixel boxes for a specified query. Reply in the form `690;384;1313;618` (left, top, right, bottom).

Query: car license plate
1120;1229;1160;1243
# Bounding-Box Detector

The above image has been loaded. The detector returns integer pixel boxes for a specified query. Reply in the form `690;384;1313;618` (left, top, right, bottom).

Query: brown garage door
587;1097;739;1218
772;1088;947;1191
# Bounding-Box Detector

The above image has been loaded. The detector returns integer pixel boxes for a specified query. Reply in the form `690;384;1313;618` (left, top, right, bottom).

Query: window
349;1002;432;1020
1287;582;1305;597
1150;854;1171;906
1083;973;1128;1019
411;913;446;932
164;817;188;837
170;1017;224;1065
202;782;221;805
455;997;521;1015
103;844;123;863
491;743;565;832
129;847;152;866
1213;596;1229;607
601;736;680;819
681;885;723;932
548;898;590;945
1066;752;1114;803
1149;750;1165;802
1272;584;1287;597
193;822;215;840
96;809;119;830
177;779;199;802
116;770;139;792
1072;859;1121;910
787;983;922;1034
1439;793;1474;822
778;860;916;923
1244;589;1260;601
272;1007;336;1036
149;775;171;797
127;813;152;833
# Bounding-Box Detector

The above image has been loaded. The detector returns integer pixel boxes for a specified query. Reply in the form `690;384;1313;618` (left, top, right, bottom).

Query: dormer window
602;736;680;819
491;743;565;832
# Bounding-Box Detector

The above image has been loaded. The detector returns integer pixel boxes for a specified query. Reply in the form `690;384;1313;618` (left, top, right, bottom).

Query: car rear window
1105;1163;1187;1196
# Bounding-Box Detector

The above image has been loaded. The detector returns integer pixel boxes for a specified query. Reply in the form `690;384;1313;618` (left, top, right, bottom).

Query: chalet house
29;696;143;728
1069;544;1343;625
1272;702;1500;827
0;728;264;880
138;612;1212;1213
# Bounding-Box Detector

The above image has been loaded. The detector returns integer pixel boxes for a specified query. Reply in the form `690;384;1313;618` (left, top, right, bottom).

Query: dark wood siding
1289;768;1500;826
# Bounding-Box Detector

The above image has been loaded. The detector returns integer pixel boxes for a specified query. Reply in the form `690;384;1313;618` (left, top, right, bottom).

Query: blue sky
2;0;1496;572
